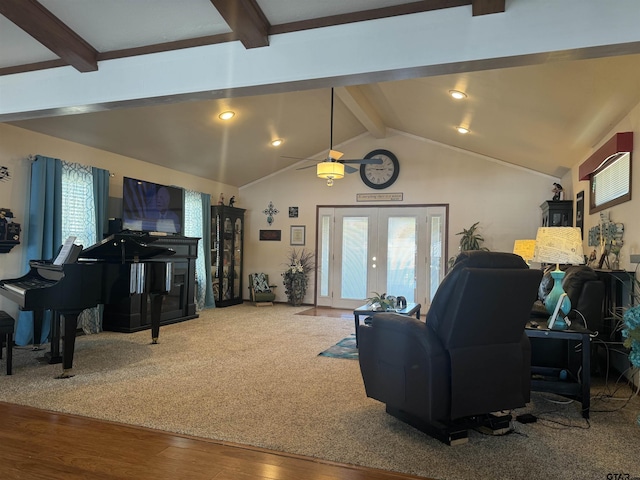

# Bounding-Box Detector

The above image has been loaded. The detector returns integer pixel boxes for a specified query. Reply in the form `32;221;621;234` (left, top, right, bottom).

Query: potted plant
448;221;489;268
366;292;394;311
457;221;488;251
282;248;314;306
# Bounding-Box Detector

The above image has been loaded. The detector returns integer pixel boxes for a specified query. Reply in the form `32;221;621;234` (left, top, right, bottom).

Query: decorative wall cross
263;201;279;225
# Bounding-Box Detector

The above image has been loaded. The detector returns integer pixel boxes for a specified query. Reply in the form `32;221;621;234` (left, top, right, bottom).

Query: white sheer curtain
184;189;212;310
60;160;103;333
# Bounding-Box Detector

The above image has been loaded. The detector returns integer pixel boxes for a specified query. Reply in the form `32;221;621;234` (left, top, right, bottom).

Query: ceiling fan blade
339;158;383;165
329;149;344;161
296;164;318;171
281;155;313;161
344;165;358;174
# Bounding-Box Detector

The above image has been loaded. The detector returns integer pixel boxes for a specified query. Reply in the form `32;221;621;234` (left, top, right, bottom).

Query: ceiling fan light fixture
449;90;467;100
317;162;345;186
271;138;283;147
456;126;470;134
219;111;235;120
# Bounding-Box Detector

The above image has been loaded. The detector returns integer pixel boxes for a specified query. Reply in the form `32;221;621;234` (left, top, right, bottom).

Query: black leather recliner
358;251;542;445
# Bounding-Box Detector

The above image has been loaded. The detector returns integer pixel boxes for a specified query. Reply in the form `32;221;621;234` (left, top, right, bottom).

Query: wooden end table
354;302;421;347
525;321;592;418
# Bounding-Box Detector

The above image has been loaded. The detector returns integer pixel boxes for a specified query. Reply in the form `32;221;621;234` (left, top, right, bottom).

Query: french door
316;205;447;309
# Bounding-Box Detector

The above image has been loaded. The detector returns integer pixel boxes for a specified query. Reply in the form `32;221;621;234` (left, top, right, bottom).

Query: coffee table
354;302;421;347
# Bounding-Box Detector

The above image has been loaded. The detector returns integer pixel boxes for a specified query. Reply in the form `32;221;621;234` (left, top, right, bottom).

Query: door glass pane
387;217;416;302
430;215;442;301
341;217;368;299
320;215;331;296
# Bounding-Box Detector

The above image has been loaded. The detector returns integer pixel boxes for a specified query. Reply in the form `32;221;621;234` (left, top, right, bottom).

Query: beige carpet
2;304;640;480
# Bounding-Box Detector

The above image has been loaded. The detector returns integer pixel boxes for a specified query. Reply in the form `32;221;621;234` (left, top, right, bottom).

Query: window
61;161;96;247
590;152;631;214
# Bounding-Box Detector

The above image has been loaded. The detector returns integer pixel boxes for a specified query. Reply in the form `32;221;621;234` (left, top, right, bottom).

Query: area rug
318;334;358;359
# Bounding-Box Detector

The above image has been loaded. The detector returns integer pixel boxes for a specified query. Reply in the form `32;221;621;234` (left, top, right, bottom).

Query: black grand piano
0;233;175;378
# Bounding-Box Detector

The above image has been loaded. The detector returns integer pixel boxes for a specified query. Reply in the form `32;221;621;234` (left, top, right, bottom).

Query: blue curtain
15;156;63;345
14;157;110;345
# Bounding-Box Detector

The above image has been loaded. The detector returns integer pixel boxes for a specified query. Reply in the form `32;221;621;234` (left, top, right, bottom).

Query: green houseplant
366;292;394;311
282;248;314;306
457;222;488;251
448;221;489;268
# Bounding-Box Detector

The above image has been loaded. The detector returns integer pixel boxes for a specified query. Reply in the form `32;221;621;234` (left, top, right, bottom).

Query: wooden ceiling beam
335;86;387;139
209;0;269;49
472;0;505;16
272;0;471;35
0;0;98;72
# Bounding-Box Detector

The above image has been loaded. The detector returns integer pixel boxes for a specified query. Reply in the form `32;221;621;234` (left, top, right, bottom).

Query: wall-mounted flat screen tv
122;177;184;234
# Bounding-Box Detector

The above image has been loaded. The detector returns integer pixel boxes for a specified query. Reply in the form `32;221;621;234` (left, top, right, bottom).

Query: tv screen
122;177;184;234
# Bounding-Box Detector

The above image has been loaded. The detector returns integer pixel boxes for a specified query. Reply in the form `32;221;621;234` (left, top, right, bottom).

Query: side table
354;302;421;347
525;321;592;418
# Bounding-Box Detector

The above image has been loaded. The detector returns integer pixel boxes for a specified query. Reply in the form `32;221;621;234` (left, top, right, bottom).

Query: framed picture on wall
290;225;305;246
259;230;281;241
576;191;584;239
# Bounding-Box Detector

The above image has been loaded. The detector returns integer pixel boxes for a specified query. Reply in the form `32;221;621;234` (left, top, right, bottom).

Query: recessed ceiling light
449;90;467;100
456;126;470;134
271;139;283;147
219;111;235;120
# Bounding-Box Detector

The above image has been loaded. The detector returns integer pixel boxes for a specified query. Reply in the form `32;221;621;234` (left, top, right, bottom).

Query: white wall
241;130;557;304
0;123;238;317
0;122;564;311
564;100;640;271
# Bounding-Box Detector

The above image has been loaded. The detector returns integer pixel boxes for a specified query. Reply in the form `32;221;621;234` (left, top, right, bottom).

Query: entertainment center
102;234;199;333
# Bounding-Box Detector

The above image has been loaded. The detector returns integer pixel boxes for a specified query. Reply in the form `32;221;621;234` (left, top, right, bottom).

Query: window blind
593;152;630;207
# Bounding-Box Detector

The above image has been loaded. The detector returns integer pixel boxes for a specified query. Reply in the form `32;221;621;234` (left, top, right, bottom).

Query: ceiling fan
284;88;382;186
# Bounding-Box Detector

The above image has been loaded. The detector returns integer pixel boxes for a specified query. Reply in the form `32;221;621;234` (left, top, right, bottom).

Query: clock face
359;149;400;190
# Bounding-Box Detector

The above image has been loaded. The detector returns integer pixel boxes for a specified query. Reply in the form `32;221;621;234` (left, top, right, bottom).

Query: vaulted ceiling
2;0;640;187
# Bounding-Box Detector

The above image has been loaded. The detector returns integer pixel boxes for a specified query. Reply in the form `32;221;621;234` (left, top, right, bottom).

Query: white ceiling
2;1;640;186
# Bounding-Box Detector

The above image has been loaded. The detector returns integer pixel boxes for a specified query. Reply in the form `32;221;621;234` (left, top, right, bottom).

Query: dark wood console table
525;322;592;418
103;235;199;333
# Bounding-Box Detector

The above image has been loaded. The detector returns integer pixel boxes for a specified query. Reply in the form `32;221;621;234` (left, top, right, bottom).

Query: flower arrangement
282;248;314;306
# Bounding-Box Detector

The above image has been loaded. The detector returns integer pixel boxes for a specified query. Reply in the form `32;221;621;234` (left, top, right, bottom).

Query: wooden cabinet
102;235;199;333
540;200;573;227
211;206;245;307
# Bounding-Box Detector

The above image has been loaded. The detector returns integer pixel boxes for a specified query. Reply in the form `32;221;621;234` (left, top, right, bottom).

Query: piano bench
0;311;15;375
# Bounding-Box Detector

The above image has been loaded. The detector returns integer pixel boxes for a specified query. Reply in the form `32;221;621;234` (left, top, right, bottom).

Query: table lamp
532;227;585;330
513;239;536;266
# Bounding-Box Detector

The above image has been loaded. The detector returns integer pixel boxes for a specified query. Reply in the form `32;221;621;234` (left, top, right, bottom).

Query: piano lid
79;234;175;262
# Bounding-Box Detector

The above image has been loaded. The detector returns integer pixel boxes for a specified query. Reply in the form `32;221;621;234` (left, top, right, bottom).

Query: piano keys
0;233;175;377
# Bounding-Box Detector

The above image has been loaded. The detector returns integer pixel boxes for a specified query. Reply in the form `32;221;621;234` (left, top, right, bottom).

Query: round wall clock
359;149;400;190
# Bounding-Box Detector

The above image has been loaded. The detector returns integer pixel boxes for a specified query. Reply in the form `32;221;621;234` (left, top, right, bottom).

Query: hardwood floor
295;306;354;319
1;401;430;480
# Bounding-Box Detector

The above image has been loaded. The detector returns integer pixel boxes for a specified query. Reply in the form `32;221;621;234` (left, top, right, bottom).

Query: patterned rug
318;334;358;359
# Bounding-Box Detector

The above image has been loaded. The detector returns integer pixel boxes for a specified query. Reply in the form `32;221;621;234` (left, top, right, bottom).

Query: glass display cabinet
211;205;245;307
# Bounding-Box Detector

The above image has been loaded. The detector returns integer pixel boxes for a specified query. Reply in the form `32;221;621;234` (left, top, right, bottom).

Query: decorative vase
286;273;306;306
